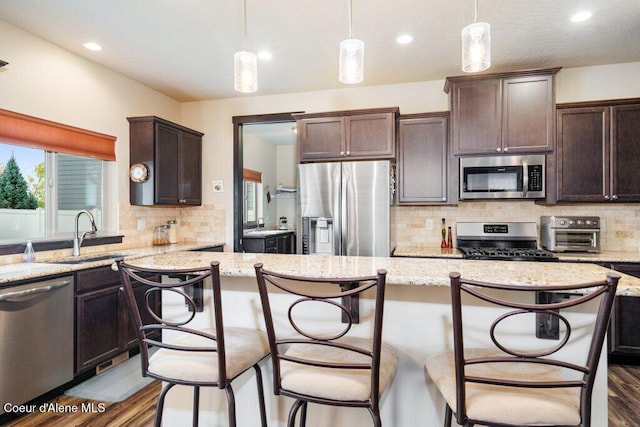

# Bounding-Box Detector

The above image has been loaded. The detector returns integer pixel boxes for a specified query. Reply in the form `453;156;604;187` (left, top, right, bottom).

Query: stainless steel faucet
73;210;98;256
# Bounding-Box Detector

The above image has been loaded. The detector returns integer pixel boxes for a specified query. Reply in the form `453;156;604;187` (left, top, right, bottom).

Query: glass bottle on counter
166;219;178;244
447;226;453;248
153;225;170;246
441;218;448;248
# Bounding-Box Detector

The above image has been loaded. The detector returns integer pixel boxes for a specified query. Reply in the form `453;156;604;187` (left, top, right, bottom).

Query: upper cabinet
128;116;204;206
552;99;640;203
294;107;398;162
397;112;454;205
445;68;560;155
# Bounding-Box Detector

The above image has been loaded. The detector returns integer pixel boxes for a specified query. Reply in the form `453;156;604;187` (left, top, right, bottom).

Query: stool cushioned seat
149;327;269;383
426;348;581;426
282;338;398;402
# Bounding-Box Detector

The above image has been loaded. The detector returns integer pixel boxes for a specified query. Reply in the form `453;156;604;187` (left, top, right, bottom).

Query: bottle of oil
441;218;447;248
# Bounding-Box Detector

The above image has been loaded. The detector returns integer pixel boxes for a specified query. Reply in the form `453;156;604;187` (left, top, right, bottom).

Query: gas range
456;222;558;262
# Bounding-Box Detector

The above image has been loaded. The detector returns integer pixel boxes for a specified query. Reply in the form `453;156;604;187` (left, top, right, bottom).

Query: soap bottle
23;240;36;263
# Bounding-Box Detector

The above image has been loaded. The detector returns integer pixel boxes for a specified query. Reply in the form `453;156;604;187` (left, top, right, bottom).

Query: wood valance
243;168;262;182
0;108;116;161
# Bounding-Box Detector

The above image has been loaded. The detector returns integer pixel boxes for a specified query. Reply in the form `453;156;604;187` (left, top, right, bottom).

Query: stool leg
287;399;305;427
300;401;307;427
444;403;452;427
225;385;237;427
253;364;267;427
368;407;381;427
193;386;200;427
156;383;176;427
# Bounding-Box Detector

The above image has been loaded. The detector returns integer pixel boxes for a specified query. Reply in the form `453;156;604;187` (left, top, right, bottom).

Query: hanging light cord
242;0;248;50
474;0;479;23
348;0;353;38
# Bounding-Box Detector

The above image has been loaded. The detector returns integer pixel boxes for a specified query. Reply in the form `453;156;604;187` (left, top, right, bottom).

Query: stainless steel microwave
459;154;546;200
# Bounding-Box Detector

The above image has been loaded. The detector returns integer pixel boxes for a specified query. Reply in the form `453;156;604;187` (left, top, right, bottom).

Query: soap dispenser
23;240;36;263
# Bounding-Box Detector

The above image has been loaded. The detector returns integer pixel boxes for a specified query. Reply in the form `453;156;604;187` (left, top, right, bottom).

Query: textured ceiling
0;0;639;101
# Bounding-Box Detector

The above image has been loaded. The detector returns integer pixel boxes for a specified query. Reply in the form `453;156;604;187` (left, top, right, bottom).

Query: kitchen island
123;251;640;426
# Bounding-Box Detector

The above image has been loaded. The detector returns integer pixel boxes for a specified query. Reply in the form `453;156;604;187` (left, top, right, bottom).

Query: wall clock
129;163;148;183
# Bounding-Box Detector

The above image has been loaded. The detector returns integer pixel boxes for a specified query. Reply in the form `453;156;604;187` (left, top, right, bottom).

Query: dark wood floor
5;363;640;426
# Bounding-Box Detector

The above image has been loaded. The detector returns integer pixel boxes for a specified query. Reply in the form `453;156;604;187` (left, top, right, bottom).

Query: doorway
232;112;301;252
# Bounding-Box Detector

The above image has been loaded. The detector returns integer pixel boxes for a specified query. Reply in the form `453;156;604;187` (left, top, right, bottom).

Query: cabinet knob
612;195;618;200
496;148;502;152
604;195;610;200
503;147;509;152
346;151;350;156
119;287;124;292
179;199;186;204
340;151;345;156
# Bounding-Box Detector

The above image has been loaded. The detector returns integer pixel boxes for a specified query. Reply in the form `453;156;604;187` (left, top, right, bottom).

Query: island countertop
123;251;640;296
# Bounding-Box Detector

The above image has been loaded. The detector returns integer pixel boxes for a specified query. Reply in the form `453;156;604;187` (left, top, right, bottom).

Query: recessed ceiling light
257;51;272;61
83;42;102;51
570;11;592;22
396;34;414;44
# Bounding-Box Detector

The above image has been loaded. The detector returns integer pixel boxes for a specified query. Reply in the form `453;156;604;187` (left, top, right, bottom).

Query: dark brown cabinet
554;99;640;203
294;108;398;162
243;231;296;254
445;68;559;155
75;265;160;373
605;263;640;358
397;112;453;204
128;116;204;206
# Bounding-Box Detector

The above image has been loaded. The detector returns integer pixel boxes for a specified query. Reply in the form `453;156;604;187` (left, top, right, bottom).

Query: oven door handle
522;161;529;198
0;279;71;302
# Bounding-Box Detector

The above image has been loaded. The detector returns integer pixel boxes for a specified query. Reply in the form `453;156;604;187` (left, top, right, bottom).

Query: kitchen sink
49;253;131;264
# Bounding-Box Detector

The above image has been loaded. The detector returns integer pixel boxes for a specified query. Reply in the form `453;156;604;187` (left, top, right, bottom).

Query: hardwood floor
5;363;640;426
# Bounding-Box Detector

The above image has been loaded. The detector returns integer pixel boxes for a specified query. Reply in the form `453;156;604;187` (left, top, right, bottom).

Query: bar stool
253;263;398;426
425;271;620;427
117;260;269;427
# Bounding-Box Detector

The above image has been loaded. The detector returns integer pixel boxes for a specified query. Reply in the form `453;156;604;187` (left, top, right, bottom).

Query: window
0;108;116;246
243;168;262;228
0;143;105;241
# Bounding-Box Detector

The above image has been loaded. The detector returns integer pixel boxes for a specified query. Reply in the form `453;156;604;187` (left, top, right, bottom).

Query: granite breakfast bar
123;251;640;427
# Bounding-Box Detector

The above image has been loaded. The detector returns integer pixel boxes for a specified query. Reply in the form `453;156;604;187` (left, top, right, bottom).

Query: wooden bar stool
253;263;398;426
117;260;269;427
425;271;620;427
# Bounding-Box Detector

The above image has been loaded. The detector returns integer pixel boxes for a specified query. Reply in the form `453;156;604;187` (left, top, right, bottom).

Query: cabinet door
155;123;181;204
397;115;449;204
124;282;162;348
242;238;265;253
276;233;295;254
451;79;502;155
76;286;124;373
298;117;346;161
346;113;395;159
265;236;277;253
179;131;202;205
502;75;554;153
611;104;640;202
556;107;610;202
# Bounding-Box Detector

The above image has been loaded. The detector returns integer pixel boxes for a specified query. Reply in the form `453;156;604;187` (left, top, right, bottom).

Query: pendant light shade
234;0;257;93
339;38;364;84
234;51;257;93
462;0;491;73
339;0;364;84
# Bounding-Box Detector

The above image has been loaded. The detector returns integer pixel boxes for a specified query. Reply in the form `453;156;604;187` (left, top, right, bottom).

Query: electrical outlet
212;180;224;193
137;219;145;231
426;219;433;230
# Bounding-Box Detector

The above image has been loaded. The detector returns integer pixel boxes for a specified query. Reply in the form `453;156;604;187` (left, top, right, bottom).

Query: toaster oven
540;216;600;253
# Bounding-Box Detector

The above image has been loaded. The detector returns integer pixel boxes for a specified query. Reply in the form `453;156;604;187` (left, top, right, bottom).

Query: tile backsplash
394;201;640;253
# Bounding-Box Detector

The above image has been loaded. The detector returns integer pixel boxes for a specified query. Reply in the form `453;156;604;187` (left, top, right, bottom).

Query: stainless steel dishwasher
0;276;74;415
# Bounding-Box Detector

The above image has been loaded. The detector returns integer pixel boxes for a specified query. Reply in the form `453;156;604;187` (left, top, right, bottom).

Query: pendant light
339;0;364;84
234;0;257;93
461;0;491;73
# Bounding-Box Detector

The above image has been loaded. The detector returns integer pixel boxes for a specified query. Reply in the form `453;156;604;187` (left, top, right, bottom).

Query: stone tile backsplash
393;201;640;253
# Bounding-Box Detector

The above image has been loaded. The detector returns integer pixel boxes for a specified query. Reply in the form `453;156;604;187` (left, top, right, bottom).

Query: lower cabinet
75;265;160;374
606;263;640;358
243;232;296;254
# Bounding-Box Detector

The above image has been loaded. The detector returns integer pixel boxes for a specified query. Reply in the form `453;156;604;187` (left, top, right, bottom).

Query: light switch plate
212;180;224;193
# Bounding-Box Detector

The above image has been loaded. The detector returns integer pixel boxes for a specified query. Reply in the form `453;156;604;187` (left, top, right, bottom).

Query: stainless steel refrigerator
298;160;393;257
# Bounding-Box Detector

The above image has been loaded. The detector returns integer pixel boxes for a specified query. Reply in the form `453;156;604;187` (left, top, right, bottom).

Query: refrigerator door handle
341;170;348;256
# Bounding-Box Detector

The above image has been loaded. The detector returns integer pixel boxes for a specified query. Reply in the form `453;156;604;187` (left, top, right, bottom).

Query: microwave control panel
528;165;543;191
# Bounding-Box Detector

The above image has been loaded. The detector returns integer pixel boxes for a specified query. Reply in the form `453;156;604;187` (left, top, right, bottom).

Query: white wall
182;61;640;246
0;19;182;232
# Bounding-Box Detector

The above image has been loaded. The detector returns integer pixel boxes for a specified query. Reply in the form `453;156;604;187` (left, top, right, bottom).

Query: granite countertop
0;242;224;285
393;246;640;263
123;251;640;296
243;228;296;238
